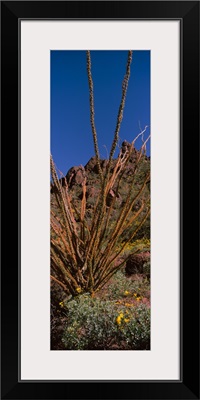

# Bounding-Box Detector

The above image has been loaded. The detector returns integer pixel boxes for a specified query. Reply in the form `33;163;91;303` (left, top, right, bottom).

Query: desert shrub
98;269;150;300
62;293;150;350
50;50;150;296
143;261;151;279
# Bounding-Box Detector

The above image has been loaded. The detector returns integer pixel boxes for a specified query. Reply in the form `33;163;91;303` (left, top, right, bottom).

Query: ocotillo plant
50;50;150;296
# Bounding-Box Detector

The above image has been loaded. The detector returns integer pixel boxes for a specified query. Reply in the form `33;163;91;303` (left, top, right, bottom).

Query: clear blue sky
51;50;150;175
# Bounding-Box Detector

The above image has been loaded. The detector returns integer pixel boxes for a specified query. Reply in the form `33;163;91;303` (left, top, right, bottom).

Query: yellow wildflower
76;287;82;293
116;313;124;325
136;296;141;301
59;301;64;308
116;316;121;325
124;318;130;323
133;293;137;297
124;291;130;296
125;303;133;307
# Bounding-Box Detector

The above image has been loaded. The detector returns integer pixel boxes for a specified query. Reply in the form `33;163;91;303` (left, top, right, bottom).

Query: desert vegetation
51;50;150;350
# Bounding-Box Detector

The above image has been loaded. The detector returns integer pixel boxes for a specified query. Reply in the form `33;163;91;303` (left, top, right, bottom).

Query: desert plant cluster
51;50;150;350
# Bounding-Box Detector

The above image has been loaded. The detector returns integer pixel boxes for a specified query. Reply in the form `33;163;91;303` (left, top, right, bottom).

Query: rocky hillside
51;141;150;242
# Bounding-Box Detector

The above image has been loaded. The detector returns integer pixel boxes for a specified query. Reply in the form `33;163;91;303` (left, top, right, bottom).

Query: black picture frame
1;1;199;399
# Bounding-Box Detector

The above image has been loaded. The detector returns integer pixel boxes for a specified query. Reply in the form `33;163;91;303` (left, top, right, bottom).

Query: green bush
62;293;150;350
99;269;150;300
143;261;150;279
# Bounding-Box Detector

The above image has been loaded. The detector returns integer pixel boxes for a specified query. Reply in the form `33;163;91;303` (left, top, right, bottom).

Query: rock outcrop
125;252;150;275
66;165;86;187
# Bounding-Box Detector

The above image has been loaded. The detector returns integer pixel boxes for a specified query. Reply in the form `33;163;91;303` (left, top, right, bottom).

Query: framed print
1;1;199;399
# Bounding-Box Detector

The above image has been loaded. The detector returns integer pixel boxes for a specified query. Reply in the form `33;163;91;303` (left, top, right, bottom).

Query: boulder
125;251;150;275
66;165;86;187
